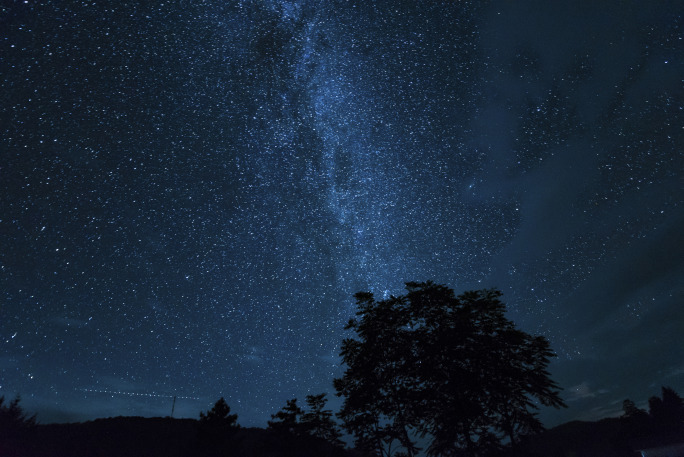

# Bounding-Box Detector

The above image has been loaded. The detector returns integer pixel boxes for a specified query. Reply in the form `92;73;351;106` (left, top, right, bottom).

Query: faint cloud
665;366;684;380
575;400;625;422
317;352;341;366
566;381;607;402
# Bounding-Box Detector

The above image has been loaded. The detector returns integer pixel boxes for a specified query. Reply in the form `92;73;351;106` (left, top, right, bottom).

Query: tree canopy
268;398;304;435
333;281;566;457
650;386;684;428
268;393;345;448
196;397;239;454
0;395;36;441
301;393;345;447
199;397;239;429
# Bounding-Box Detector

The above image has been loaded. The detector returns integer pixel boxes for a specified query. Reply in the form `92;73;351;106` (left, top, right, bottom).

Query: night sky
1;0;683;427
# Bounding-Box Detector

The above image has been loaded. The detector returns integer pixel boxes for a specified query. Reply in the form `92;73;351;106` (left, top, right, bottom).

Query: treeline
175;385;684;457
503;386;684;457
3;387;684;457
194;393;345;455
0;397;349;457
621;386;684;446
2;282;681;457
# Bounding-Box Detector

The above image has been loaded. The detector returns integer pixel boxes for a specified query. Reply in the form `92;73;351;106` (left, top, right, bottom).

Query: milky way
1;0;683;425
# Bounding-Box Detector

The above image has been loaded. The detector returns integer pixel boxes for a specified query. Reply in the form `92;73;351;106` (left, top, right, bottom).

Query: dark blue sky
1;0;682;427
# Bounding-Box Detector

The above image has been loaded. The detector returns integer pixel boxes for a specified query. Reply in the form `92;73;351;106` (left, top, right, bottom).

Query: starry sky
1;0;683;427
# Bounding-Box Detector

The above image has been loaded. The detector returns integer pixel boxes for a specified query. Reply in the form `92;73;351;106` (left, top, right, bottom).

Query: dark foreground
0;416;354;457
2;415;684;457
504;417;684;457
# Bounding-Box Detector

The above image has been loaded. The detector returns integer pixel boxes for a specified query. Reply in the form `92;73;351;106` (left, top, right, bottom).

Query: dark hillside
1;417;354;457
511;419;640;457
505;417;684;457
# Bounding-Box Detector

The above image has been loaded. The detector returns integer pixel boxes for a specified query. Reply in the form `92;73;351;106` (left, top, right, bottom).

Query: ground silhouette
0;416;354;457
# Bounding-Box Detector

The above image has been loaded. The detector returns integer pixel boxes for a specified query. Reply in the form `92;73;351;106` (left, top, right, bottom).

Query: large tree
334;282;566;457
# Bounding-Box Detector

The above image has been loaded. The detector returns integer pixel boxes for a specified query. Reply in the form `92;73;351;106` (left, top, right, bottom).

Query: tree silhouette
622;398;648;419
268;398;305;435
660;386;684;424
197;397;239;455
200;397;239;428
0;395;36;429
648;386;684;434
0;395;36;453
268;394;345;448
0;395;36;441
301;393;345;448
334;282;566;457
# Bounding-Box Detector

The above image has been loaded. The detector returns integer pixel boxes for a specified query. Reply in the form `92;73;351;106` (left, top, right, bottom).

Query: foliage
268;398;305;435
0;395;36;441
301;393;345;448
268;394;345;448
616;386;684;451
334;281;566;457
0;394;37;454
648;386;684;432
199;397;239;429
197;398;239;455
622;399;648;419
